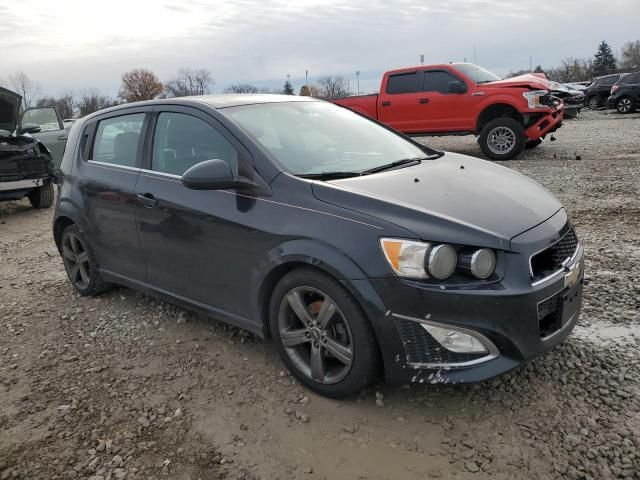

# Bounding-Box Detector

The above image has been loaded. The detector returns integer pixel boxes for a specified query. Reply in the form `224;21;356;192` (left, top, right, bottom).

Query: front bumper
524;106;564;141
353;214;584;385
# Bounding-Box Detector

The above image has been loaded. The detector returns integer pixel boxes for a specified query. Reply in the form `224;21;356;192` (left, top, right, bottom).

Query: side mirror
181;159;241;190
20;123;42;134
448;81;467;94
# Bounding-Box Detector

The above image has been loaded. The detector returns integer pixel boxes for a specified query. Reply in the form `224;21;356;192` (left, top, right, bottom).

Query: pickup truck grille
530;226;579;283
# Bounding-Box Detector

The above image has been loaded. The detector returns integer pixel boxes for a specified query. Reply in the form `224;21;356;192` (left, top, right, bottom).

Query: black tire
60;224;112;296
28;183;55;209
616;97;633;114
587;96;600;110
478;118;525;161
269;268;380;398
524;139;543;150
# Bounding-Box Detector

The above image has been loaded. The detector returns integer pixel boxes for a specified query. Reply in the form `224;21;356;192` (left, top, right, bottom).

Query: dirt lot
1;109;639;480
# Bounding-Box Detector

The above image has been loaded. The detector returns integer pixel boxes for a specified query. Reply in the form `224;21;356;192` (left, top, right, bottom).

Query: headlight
380;239;457;280
458;248;496;279
523;89;548;108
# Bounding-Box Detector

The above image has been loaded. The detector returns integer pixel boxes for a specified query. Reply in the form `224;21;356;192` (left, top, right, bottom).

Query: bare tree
8;71;41;109
118;68;164;103
78;89;118;117
36;93;75;119
224;84;260;94
165;68;214;97
317;76;351;98
620;40;640;71
546;58;593;82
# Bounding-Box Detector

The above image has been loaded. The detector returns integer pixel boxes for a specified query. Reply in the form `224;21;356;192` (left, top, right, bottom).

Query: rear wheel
478;118;525;161
60;224;112;296
616;97;633;114
269;268;380;398
587;96;600;109
28;183;54;209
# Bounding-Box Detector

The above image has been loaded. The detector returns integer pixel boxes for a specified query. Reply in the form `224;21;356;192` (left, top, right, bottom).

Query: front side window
386;72;419;94
21;107;61;132
223;101;429;176
600;76;618;86
151;112;238;177
92;113;145;167
423;71;462;94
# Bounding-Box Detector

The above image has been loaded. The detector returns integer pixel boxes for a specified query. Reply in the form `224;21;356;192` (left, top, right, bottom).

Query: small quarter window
92;113;145;167
151;112;238;176
386;72;419;94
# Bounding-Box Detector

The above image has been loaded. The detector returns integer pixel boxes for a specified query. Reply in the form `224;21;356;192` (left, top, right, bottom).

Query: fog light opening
421;323;489;354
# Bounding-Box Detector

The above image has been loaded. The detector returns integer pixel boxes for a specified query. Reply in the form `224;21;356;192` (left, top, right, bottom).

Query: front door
20;107;67;167
418;70;471;132
135;106;253;317
75;109;148;281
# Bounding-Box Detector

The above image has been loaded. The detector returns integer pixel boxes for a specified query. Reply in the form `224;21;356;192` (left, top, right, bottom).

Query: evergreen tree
592;41;617;76
533;65;544;73
283;80;294;95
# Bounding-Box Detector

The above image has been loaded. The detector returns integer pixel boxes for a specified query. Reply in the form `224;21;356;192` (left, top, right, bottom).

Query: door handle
57;134;68;141
137;193;158;208
381;101;391;107
419;98;429;104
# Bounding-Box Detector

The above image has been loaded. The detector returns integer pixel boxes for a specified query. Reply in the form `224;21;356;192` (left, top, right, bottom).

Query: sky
1;0;638;97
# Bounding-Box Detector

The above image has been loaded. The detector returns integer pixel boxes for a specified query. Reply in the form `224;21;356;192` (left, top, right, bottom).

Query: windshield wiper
297;171;362;180
360;157;426;175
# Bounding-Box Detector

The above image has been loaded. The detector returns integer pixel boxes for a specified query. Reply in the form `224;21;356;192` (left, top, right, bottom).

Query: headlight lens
458;248;496;279
523;89;548;108
380;238;429;279
426;244;457;279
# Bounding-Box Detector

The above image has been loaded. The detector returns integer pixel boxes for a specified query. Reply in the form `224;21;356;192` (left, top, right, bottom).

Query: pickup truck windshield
452;64;501;84
223;101;431;175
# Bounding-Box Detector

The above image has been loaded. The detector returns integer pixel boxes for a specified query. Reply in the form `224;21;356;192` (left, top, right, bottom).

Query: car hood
483;73;550;91
312;153;562;250
0;87;21;133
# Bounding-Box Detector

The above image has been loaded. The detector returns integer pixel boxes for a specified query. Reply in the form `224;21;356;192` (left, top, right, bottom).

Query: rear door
418;69;471;132
378;71;425;132
134;105;254;316
75;108;150;282
20;107;67;167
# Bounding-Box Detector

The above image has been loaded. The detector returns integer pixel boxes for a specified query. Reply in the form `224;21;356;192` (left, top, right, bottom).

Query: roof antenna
474;43;479;84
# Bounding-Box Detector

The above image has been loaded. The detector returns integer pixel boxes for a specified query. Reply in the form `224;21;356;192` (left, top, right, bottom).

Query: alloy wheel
588;97;599;109
278;286;354;384
617;98;632;113
61;232;91;290
486;126;516;155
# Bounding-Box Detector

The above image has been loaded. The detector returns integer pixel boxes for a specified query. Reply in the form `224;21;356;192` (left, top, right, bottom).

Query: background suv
584;73;626;109
608;71;640;113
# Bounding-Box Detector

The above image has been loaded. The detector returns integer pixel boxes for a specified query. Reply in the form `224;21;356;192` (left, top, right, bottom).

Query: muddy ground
1;109;639;480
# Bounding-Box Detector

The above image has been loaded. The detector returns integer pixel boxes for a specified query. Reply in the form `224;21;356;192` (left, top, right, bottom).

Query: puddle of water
575;323;640;343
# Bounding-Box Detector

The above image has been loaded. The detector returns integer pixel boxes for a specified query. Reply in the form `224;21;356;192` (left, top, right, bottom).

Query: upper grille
530;226;579;283
0;155;48;178
394;317;486;366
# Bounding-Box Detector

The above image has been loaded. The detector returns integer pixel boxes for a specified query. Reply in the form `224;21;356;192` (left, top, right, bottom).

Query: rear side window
151;112;238;176
423;71;461;93
92;113;145;167
386;72;419;94
621;73;640;84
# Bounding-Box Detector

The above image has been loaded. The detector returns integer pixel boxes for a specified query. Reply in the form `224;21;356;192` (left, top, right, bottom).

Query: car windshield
452;63;501;84
222;101;434;176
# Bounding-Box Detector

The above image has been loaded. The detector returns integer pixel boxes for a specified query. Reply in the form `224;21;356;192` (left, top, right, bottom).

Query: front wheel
587;96;600;109
616;97;633;114
478;118;525;161
269;268;380;398
28;183;54;209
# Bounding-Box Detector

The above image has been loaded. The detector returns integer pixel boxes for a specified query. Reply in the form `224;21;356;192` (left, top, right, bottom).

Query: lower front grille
537;293;562;338
530;225;579;283
394;317;486;366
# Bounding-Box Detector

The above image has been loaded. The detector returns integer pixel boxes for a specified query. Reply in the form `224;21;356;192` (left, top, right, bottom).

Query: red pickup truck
331;63;564;160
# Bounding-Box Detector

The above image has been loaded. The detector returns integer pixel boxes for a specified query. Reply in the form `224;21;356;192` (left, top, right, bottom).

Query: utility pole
305;70;309;95
356;70;360;95
420;54;424;65
529;56;532;72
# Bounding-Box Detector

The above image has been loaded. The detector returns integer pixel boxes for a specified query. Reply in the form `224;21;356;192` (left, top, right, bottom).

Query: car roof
81;94;321;122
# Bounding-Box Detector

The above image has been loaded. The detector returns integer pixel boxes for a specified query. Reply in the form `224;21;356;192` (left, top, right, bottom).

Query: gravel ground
1;109;639;480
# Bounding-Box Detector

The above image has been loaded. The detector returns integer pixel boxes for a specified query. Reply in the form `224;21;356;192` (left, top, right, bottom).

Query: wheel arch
53;215;75;251
476;103;523;132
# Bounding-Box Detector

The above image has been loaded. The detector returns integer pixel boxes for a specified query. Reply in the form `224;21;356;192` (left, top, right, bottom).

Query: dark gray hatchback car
53;95;584;397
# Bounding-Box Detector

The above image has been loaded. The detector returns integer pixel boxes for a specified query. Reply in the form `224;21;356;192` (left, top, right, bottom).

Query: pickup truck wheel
616;97;633;114
478;118;525;161
28;183;55;209
524;139;543;150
